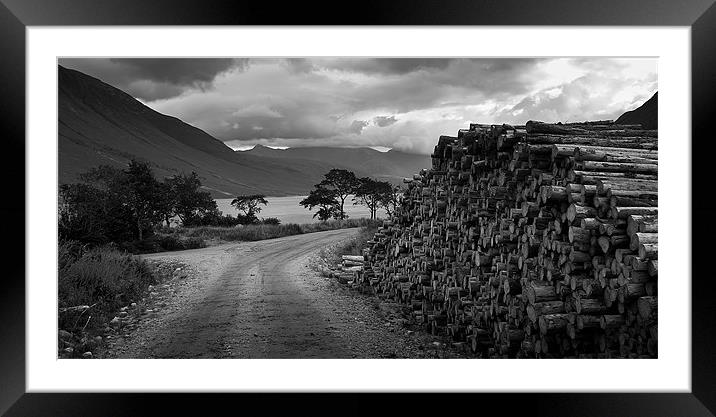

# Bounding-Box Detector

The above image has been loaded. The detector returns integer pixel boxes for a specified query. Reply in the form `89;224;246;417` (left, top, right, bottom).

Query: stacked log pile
359;120;658;358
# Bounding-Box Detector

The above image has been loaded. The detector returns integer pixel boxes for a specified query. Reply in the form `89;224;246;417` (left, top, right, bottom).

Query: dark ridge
615;92;658;130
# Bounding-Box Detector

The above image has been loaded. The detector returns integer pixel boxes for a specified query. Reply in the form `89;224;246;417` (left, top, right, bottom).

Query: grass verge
57;240;173;357
146;218;379;252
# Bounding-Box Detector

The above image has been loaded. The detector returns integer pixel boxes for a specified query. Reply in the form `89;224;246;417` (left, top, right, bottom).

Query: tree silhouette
300;186;340;221
165;172;217;226
353;177;393;219
124;160;165;240
318;168;361;219
382;184;404;217
231;194;268;224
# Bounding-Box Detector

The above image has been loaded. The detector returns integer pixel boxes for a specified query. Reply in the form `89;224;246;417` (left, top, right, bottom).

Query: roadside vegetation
58;241;155;332
167;218;377;244
316;223;378;268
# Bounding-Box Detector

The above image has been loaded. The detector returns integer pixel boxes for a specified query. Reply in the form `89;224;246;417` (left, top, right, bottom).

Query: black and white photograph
56;57;659;360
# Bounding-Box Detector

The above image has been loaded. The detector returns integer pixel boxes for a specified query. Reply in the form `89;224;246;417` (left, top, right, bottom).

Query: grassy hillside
59;66;341;197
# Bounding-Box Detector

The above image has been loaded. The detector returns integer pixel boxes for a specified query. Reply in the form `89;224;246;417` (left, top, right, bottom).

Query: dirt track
101;228;434;359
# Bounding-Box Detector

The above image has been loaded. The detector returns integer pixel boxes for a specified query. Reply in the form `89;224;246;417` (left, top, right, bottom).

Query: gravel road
101;228;438;359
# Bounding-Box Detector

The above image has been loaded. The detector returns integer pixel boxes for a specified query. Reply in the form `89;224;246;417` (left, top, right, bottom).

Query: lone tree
353;177;393;220
300;186;340;222
318;168;360;220
231;194;268;224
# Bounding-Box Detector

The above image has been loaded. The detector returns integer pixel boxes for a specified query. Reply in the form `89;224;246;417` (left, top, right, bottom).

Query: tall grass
162;218;379;245
58;240;156;332
339;226;378;256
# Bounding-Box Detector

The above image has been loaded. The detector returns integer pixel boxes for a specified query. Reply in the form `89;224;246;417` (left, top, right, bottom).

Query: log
637;296;658;321
574;171;657;184
575;145;658;162
575;298;611;315
526;300;566;322
567;204;597;224
579;161;658;174
569;226;592;244
538;313;570;335
630;232;658;251
597;179;658;194
648;260;658;277
613;207;658;220
609;195;658;208
639;243;658;260
627;215;658;236
525;282;559;304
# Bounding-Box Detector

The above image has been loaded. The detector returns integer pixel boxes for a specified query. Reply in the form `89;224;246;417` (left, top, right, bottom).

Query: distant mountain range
616;92;658;130
239;145;429;183
58;66;431;197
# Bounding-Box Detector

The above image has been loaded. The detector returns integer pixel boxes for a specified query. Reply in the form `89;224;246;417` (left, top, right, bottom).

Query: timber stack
358;120;658;358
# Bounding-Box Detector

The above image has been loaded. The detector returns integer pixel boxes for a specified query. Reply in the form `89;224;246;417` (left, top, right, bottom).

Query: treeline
59;161;399;252
300;168;401;221
59;159;275;250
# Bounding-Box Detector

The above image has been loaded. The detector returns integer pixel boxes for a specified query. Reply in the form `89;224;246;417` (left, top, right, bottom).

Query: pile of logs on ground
332;255;365;284
358;120;658;358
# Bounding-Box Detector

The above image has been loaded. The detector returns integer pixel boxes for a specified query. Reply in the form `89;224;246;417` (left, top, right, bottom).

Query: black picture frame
1;0;714;415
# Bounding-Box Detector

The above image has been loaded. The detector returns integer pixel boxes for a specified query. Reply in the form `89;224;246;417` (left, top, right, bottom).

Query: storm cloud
59;58;657;154
60;58;248;101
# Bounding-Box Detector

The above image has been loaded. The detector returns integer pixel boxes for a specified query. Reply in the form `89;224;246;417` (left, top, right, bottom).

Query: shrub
261;217;281;225
58;241;156;332
184;210;247;227
171;217;379;244
156;235;205;251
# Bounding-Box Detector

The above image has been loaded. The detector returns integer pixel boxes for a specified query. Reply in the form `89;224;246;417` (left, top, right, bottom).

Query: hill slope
615;92;658;130
59;66;430;197
241;145;430;183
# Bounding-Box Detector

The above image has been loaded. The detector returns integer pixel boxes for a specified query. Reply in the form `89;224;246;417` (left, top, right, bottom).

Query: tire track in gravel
102;228;416;359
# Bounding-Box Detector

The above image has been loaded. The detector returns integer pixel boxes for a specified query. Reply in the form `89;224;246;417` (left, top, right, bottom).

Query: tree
318;168;360;220
165;172;217;226
300;186;340;221
60;159;162;243
124;159;164;240
59;182;132;244
353;177;393;220
231;194;268;224
381;184;404;217
155;182;176;227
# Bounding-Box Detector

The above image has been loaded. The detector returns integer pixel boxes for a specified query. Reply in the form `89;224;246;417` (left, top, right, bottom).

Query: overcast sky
59;57;657;155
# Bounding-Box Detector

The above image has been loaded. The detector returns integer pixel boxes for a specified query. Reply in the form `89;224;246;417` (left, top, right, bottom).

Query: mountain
240;145;431;183
615;92;658;130
58;66;429;197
